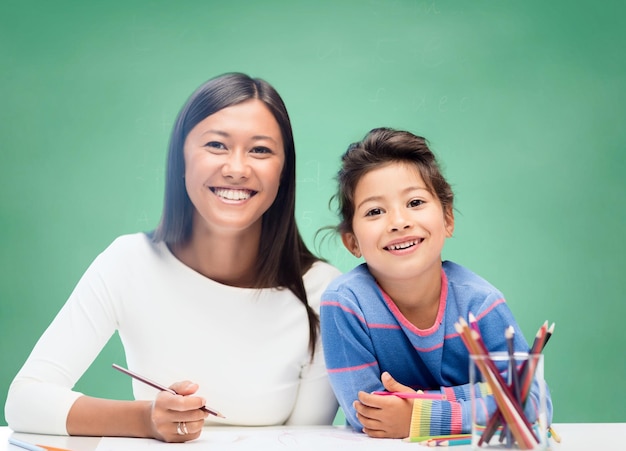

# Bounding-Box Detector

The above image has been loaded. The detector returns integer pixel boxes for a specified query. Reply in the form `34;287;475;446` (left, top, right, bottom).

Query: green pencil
404;433;472;443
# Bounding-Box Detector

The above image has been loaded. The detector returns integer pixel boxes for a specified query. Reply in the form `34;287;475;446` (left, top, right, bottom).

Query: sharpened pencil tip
535;322;547;337
505;325;515;339
203;406;226;418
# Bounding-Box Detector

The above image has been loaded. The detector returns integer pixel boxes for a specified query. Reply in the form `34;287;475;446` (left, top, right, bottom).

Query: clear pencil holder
469;352;548;450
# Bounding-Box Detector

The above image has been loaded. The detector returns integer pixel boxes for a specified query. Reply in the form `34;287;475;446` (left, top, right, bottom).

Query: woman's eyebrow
199;129;278;144
250;134;279;144
200;129;229;138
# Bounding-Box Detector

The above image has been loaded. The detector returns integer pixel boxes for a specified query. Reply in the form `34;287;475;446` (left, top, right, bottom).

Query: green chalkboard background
1;0;625;427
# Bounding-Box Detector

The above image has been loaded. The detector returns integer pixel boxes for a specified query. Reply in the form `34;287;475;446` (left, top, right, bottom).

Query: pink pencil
372;391;446;400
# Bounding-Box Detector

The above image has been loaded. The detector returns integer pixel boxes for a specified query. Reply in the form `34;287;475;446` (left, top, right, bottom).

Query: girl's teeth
389;240;416;250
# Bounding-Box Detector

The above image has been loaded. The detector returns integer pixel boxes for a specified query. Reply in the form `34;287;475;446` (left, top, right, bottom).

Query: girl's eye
365;208;383;217
409;199;424;208
205;141;226;150
250;146;272;155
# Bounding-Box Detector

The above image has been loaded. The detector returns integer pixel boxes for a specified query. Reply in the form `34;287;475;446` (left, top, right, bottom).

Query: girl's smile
383;237;423;253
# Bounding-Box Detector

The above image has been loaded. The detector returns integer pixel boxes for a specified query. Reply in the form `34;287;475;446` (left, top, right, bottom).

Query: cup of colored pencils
460;319;551;450
469;352;547;450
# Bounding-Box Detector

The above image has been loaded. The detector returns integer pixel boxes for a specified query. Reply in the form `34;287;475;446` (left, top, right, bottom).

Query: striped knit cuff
409;400;434;438
475;381;492;398
409;400;463;438
446;381;493;402
442;386;457;401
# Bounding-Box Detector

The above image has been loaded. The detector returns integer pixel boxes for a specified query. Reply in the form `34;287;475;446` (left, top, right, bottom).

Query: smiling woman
5;73;341;443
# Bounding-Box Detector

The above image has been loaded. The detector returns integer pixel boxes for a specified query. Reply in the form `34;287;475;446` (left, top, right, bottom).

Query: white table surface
2;423;625;451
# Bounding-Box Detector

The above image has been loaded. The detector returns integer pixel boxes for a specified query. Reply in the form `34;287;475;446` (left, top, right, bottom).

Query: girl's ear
341;232;362;258
444;207;455;238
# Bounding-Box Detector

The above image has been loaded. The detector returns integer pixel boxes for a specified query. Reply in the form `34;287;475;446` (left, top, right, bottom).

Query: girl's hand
354;372;414;438
149;380;209;442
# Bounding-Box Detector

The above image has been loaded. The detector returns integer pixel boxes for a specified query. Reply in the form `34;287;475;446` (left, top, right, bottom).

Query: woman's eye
205;141;226;150
365;208;383;217
409;199;424;208
250;146;272;155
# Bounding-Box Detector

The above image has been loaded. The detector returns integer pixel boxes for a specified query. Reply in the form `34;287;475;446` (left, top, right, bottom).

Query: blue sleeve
320;289;384;431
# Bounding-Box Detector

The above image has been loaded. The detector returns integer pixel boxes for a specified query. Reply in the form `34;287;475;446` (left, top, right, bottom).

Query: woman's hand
354;372;414;439
149;380;209;442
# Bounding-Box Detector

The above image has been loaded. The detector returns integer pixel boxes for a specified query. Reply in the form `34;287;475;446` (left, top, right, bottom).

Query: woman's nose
221;152;250;179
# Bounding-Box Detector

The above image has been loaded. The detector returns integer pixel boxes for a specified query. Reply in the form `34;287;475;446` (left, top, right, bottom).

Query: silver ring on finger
176;421;188;436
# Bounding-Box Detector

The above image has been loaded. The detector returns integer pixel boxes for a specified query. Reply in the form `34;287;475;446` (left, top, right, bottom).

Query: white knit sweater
5;233;341;434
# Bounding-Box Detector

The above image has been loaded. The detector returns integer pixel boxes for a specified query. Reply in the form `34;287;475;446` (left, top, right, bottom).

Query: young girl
320;127;552;439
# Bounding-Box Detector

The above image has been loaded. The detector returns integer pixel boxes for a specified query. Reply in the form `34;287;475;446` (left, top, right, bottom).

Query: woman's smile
210;187;257;202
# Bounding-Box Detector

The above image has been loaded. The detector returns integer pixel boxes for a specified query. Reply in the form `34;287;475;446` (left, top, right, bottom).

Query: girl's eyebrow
356;186;430;210
356;195;383;211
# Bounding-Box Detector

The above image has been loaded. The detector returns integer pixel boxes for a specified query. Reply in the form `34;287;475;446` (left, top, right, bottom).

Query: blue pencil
8;438;46;451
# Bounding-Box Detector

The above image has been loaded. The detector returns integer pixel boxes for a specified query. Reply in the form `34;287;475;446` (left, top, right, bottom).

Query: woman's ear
341;232;362;258
445;207;455;238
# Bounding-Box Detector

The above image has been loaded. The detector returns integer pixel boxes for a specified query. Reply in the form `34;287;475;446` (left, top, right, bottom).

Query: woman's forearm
67;396;154;438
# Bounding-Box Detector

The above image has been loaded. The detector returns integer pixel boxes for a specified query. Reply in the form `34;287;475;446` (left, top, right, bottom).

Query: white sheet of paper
94;426;410;450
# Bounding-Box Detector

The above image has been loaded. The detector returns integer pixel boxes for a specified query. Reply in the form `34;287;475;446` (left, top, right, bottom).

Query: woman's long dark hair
153;73;320;357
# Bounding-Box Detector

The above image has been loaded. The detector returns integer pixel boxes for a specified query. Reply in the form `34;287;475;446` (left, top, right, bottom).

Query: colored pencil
518;322;548;402
548;426;561;443
8;438;73;451
372;391;446;400
8;439;46;451
404;434;472;443
505;325;522;405
112;363;225;418
502;325;521;446
422;438;472;447
543;322;555;349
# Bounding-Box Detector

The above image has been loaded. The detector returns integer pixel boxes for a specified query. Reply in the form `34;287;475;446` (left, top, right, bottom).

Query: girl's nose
388;209;411;232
